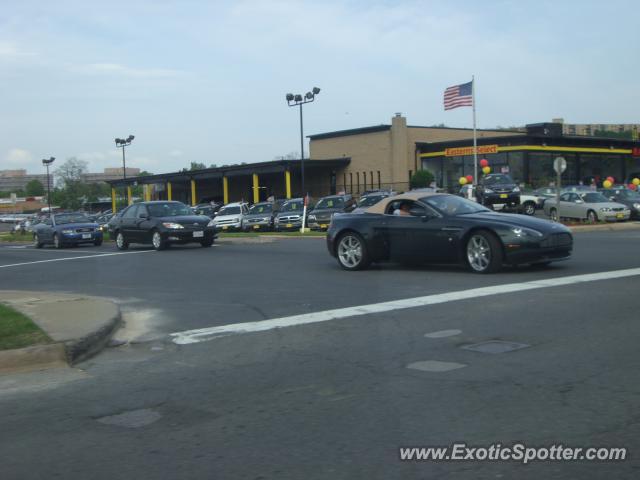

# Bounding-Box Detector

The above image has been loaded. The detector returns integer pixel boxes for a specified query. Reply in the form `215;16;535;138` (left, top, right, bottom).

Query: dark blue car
33;213;103;248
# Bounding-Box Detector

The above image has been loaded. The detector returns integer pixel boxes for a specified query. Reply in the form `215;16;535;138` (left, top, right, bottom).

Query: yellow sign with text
445;145;498;157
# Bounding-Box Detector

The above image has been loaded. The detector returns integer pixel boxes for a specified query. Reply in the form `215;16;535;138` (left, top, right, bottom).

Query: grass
0;232;32;243
0;303;51;351
218;230;326;238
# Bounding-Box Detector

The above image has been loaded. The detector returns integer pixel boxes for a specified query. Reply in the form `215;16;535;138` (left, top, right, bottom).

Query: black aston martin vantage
326;192;573;273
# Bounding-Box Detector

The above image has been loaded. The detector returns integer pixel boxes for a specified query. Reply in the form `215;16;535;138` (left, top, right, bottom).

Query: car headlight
61;229;74;234
511;227;543;238
207;220;215;227
599;208;612;212
484;188;494;194
162;222;184;229
513;186;520;193
633;203;640;210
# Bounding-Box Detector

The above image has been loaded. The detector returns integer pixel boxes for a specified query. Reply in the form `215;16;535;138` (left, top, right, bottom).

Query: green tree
25;179;45;196
54;158;89;210
190;162;207;171
410;170;435;189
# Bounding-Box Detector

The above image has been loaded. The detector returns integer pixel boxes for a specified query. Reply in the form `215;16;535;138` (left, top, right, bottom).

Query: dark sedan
308;194;355;230
109;201;215;250
476;173;521;208
33;213;103;248
600;188;640;219
326;192;572;273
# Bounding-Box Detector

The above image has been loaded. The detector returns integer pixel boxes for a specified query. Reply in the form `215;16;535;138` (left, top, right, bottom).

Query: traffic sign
554;157;567;174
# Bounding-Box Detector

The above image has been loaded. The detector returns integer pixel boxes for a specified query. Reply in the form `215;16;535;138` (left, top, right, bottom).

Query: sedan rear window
218;206;241;215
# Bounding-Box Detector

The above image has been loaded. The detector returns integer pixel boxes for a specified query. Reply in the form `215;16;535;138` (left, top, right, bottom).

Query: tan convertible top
365;191;444;214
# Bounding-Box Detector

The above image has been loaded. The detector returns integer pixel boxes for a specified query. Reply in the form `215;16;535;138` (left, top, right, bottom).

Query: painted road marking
0;250;155;268
406;360;467;372
171;267;640;345
424;329;462;338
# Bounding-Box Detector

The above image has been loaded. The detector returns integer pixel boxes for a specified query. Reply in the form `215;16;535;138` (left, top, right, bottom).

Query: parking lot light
115;135;135;207
41;157;55;217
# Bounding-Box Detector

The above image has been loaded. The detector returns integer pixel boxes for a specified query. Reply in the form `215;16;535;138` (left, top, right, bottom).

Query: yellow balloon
603;180;612;189
459;177;468;185
482;166;491;175
633;178;640;186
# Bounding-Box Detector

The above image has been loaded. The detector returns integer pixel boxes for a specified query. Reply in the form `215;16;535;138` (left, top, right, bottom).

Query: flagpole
472;75;478;189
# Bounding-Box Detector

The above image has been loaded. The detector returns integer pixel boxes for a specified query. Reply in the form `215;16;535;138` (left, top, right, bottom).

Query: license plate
320;224;327;229
253;225;260;229
82;233;92;239
499;194;508;199
286;223;293;228
222;226;228;230
193;231;204;238
616;213;624;219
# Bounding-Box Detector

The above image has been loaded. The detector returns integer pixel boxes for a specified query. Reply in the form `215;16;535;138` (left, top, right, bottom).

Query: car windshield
282;201;302;212
357;195;385;207
422;195;490;215
580;193;609;203
315;197;344;209
147;202;193;217
54;213;91;224
218;206;241;215
483;174;514;185
249;204;272;214
616;190;640;199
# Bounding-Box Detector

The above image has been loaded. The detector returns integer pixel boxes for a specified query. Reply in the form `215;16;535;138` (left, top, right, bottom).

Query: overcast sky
1;0;638;175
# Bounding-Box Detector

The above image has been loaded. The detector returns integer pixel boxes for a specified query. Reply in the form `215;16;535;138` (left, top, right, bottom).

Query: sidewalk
0;291;121;373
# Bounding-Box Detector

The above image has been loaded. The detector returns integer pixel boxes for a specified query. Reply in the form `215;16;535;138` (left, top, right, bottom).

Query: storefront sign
444;145;498;157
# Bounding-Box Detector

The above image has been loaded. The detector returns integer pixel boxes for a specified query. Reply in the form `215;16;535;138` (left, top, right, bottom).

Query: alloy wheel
524;203;535;215
337;235;362;268
152;232;162;250
467;235;491;272
116;233;125;249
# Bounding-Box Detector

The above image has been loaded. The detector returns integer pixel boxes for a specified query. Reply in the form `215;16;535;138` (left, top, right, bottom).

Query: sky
1;0;638;175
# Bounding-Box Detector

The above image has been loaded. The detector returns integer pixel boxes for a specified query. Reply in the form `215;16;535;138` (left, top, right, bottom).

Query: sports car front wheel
336;232;371;271
465;231;503;273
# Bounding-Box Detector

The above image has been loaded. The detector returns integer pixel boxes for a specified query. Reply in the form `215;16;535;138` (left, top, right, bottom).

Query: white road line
0;250;155;268
170;267;640;345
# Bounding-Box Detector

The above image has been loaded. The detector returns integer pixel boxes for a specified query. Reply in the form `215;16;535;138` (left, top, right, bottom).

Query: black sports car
326;192;573;273
109;201;215;251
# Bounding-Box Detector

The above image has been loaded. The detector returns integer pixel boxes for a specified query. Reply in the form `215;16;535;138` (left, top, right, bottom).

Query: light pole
115;135;135;206
41;157;55;217
286;87;320;198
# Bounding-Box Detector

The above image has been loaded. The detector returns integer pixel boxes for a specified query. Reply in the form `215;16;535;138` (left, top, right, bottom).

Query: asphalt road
1;230;639;479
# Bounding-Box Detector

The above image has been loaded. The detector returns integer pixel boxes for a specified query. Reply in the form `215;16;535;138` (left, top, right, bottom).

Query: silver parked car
543;191;630;222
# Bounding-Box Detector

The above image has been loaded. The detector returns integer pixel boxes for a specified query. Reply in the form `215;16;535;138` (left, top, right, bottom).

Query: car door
38;217;54;243
134;205;155;243
557;192;574;218
120;205;139;240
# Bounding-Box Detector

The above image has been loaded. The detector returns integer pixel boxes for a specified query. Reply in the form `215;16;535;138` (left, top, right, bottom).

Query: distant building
552;118;640;138
0;170;47;193
82;167;141;184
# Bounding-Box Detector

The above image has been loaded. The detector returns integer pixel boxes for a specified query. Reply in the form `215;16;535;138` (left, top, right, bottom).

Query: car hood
458;211;569;233
55;222;99;229
587;201;629;209
244;213;272;219
483;183;517;189
310;208;342;216
158;215;211;225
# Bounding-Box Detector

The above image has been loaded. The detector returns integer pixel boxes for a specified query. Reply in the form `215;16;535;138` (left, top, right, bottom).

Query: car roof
365;192;442;214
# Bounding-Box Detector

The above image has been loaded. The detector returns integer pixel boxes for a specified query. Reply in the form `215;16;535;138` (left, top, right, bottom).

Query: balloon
466;175;473;183
628;184;637;191
459;177;468;185
479;159;489;167
632;178;640;186
606;176;615;183
482;166;491;175
603;180;613;189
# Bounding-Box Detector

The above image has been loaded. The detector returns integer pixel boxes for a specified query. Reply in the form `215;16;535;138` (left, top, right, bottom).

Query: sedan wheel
152;231;167;251
336;233;370;271
523;201;536;216
587;210;598;223
550;208;558;222
115;232;129;250
53;234;62;249
466;231;502;273
33;234;43;248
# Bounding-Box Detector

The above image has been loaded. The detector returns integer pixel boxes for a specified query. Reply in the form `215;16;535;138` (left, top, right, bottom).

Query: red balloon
606;176;615;183
466;175;473;183
629;183;638;191
479;159;489;167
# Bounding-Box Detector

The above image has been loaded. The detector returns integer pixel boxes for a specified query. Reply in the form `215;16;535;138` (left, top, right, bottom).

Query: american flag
444;81;473;110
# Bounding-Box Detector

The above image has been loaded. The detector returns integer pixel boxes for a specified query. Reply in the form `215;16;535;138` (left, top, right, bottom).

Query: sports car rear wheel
336;232;371;271
466;231;503;273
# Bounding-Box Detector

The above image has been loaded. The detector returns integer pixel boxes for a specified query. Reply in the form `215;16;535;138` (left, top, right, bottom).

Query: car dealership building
107;115;640;210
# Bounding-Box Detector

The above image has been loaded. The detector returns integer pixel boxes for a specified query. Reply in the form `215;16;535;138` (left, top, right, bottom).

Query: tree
410;170;435;189
190;162;207;171
25;179;45;196
53;158;89;210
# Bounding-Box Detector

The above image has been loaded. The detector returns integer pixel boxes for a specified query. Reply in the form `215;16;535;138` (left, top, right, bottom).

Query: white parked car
209;202;248;231
543;191;630;222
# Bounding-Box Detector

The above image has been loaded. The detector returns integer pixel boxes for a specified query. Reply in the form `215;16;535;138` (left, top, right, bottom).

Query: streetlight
41;157;55;217
115;135;135;205
286;87;320;198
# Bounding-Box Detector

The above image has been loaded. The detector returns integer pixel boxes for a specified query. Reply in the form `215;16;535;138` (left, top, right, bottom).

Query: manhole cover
96;408;162;428
461;340;530;354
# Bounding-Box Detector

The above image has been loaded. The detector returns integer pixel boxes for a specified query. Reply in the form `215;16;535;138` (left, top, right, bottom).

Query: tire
523;201;536;216
465;230;503;273
94;239;103;247
200;238;214;248
549;208;559;222
586;210;598;223
53;233;63;249
151;230;167;251
336;232;371;271
33;234;43;248
115;231;129;250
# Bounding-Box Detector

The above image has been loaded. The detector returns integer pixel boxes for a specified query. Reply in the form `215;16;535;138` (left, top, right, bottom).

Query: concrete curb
0;292;122;373
569;222;640;233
